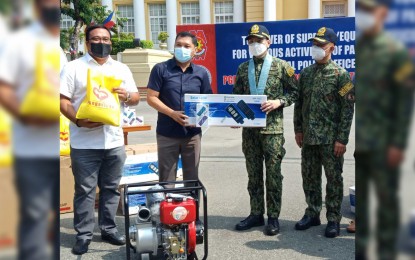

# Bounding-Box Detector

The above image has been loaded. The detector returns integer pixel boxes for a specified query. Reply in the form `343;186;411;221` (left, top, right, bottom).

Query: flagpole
116;12;120;41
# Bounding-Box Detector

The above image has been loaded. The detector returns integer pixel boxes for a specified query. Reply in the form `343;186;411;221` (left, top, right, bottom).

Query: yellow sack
76;69;122;126
20;43;60;120
59;113;70;156
0;108;12;167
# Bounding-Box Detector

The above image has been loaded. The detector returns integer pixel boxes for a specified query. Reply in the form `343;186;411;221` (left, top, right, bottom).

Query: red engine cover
160;198;196;225
187;221;196;254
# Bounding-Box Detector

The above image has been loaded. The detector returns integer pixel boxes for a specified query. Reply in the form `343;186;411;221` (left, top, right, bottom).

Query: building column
199;0;211;24
233;0;244;23
308;0;321;19
133;0;146;40
264;0;277;21
101;0;113;12
348;0;355;17
166;0;178;52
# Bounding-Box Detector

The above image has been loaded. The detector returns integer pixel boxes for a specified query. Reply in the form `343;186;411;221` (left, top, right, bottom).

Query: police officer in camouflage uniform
355;0;414;259
233;24;298;236
293;27;355;238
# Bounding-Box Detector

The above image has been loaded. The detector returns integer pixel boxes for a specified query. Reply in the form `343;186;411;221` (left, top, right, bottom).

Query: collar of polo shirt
171;57;195;71
86;52;113;65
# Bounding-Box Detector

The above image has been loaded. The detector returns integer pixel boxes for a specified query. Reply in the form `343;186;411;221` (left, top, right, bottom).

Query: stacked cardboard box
0;168;18;249
119;143;185;216
60;144;185;216
60;156;74;214
60;156;100;214
125;143;157;155
120;183;185;216
122;107;144;126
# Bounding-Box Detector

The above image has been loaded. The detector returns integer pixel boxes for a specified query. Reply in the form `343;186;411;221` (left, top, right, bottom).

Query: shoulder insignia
287;67;295;77
394;61;413;83
338;82;354;96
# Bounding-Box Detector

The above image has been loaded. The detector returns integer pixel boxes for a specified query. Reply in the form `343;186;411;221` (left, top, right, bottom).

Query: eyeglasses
89;37;111;43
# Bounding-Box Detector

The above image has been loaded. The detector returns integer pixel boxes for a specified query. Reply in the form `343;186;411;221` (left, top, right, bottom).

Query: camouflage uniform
294;59;355;223
233;55;298;218
355;32;414;259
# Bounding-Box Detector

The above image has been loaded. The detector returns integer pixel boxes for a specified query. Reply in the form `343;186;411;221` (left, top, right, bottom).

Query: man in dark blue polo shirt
147;31;212;186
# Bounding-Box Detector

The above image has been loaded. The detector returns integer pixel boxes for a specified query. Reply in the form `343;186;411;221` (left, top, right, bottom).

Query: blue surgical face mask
174;47;192;63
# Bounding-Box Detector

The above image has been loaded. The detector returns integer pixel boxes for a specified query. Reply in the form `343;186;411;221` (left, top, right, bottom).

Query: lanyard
248;54;272;95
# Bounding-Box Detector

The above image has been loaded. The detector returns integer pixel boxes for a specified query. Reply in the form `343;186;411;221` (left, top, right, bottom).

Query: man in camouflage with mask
355;0;414;259
293;27;355;238
233;24;298;236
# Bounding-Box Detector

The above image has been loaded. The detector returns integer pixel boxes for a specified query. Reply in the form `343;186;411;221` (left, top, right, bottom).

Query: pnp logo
190;30;208;61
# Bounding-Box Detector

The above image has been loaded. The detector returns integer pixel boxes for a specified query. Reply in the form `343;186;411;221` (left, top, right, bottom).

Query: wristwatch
125;92;131;102
279;99;286;108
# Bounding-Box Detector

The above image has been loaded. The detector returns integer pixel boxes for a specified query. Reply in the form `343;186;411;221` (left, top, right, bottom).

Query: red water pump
124;180;208;260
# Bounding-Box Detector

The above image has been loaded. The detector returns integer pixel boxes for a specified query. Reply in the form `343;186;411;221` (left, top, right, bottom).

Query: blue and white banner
178;17;355;94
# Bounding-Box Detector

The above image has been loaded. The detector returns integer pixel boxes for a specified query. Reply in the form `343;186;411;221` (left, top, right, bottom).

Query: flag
103;11;115;29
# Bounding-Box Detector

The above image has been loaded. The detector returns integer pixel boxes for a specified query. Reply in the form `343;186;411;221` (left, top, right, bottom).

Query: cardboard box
119;183;184;216
120;153;183;185
60;156;75;214
119;186;151;216
349;186;355;214
122;107;144;126
0;168;18;249
125;143;157;156
60;156;100;214
184;94;267;127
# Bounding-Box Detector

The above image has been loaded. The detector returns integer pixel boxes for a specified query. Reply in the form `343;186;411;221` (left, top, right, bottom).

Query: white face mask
311;45;327;61
355;10;376;32
249;42;268;57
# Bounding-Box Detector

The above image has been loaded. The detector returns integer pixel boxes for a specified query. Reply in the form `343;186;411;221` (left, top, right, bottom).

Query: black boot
264;217;279;236
324;221;340;238
295;215;321;230
235;214;265;231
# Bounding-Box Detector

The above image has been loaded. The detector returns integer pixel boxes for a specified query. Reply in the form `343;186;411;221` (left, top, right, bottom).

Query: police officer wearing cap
294;27;354;238
233;24;298;236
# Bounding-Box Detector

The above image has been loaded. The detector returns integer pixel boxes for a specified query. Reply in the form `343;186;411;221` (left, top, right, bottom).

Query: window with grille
60;14;74;30
149;4;167;43
117;5;135;35
181;2;200;25
214;1;233;24
323;2;346;18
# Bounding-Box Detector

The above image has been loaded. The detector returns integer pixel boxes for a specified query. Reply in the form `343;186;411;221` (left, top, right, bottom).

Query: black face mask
41;7;61;27
90;43;112;58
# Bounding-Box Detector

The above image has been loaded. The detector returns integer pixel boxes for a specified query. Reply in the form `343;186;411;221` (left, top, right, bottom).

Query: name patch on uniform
338;82;354;96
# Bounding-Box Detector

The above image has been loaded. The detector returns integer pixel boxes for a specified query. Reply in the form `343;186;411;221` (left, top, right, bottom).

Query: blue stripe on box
411;212;415;238
349;194;355;207
128;194;146;207
123;159;182;177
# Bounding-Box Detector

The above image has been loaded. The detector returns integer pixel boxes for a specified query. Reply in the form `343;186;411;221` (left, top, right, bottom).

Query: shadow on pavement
60;201;355;259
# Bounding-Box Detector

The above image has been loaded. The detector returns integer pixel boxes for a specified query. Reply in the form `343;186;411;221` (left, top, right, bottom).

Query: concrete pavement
60;101;356;260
